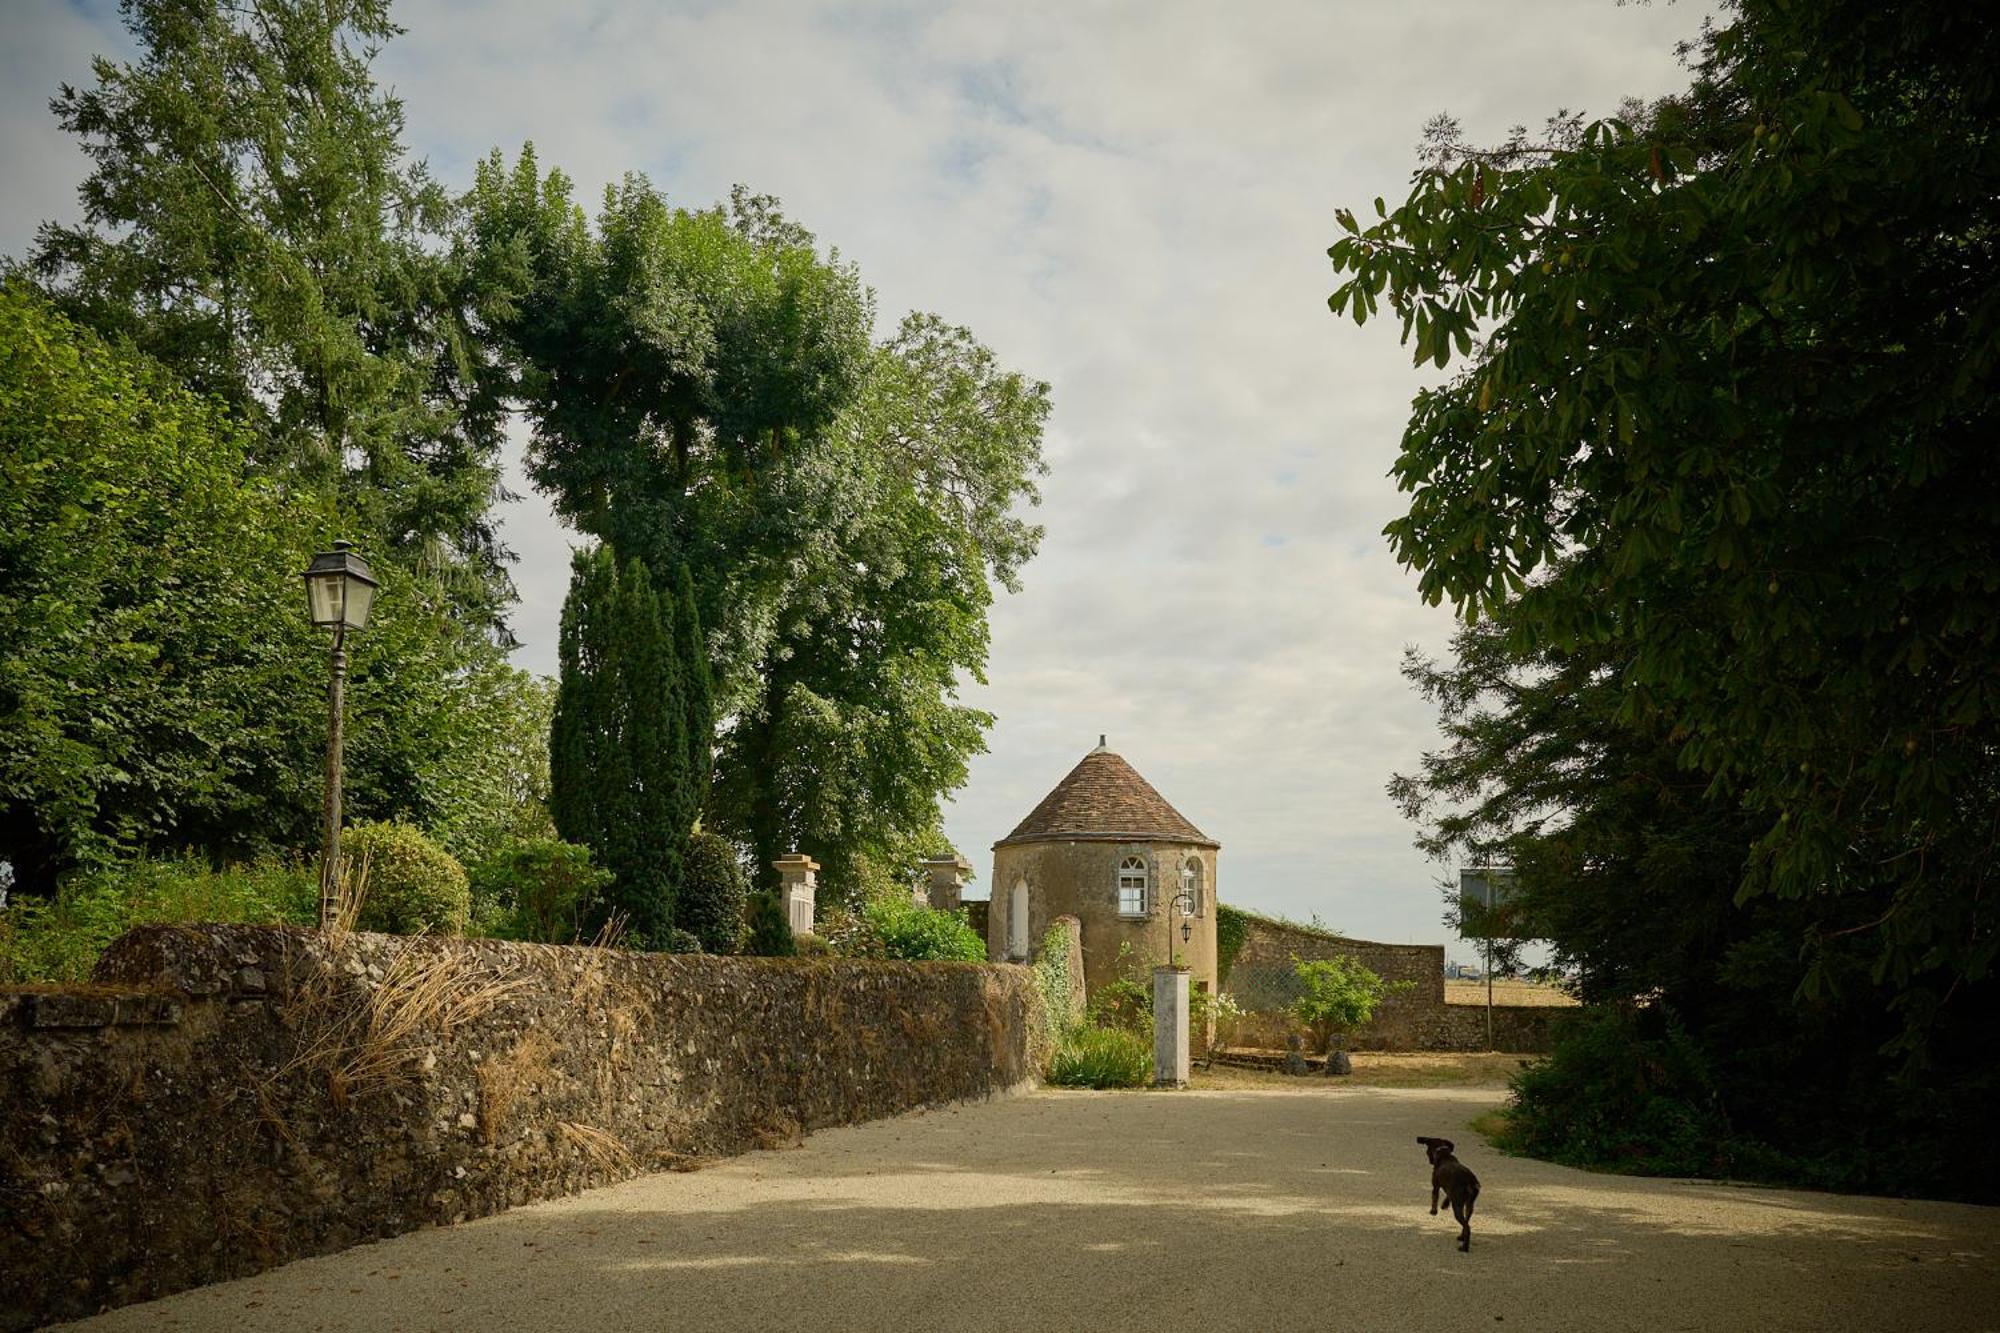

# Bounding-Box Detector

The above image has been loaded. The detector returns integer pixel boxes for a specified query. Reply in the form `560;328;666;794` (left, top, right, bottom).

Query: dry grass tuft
558;1120;636;1173
275;940;527;1110
323;851;372;940
477;1028;557;1145
1444;978;1579;1008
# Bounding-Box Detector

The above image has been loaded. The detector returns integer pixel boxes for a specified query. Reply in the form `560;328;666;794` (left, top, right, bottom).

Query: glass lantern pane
307;573;344;626
344;577;377;630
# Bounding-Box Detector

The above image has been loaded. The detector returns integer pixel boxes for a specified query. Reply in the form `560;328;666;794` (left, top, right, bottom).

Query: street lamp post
301;541;379;930
1166;889;1194;968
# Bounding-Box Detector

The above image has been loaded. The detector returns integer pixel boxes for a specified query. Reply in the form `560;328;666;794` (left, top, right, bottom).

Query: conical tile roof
996;744;1217;849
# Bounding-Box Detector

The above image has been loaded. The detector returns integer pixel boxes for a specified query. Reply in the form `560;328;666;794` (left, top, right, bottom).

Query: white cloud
1;0;1710;948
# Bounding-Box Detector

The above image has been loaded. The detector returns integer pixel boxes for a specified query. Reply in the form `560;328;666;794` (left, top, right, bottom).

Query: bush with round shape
677;831;749;954
345;820;471;936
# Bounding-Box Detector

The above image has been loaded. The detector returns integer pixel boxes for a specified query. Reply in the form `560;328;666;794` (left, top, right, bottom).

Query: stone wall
989;839;1218;997
0;924;1043;1330
1221;913;1561;1053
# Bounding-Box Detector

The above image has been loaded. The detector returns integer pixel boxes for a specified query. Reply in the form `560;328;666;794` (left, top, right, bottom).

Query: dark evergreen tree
744;890;797;958
674;563;715;837
677;830;748;954
549;548;691;945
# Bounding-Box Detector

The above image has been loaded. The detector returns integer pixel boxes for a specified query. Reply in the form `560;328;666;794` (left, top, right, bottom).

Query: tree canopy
1332;0;1999;1050
24;0;512;630
0;287;538;890
467;151;1046;900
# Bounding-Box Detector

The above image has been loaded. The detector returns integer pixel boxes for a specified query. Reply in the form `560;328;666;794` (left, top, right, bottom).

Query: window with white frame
1118;856;1149;916
1182;857;1204;917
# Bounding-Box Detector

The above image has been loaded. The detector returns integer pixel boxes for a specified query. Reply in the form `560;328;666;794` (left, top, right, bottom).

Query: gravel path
67;1085;1999;1332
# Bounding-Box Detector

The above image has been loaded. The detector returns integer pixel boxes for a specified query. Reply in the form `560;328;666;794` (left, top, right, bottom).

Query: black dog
1417;1136;1480;1252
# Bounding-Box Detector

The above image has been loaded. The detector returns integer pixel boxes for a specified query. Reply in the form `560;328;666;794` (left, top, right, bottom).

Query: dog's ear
1416;1136;1435;1146
1434;1138;1455;1156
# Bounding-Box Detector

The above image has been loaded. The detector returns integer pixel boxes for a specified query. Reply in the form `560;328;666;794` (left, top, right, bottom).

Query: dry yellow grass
273;940;527;1109
1193;1051;1530;1090
1444;978;1578;1007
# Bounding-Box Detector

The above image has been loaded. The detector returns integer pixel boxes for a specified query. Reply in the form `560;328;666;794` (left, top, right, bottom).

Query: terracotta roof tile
996;748;1217;849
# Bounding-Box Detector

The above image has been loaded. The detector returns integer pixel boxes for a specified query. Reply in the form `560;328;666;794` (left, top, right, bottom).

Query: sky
1;0;1711;952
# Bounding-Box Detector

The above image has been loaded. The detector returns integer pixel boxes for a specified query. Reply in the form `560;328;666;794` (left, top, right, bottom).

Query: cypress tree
673;563;714;833
616;556;680;939
550;547;692;945
550;548;615;861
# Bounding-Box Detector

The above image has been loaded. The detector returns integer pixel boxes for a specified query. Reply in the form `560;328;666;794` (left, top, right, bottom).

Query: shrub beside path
69;1081;1999;1332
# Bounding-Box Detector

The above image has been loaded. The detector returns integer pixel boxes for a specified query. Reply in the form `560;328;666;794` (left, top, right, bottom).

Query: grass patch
1046;1026;1154;1089
0;857;317;984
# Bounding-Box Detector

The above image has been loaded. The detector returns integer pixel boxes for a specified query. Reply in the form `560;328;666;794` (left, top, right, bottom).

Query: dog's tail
1466;1178;1480;1214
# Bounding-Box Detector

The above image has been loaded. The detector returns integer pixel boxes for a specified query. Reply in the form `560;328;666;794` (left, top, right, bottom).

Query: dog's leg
1430;1182;1439;1216
1452;1199;1471;1251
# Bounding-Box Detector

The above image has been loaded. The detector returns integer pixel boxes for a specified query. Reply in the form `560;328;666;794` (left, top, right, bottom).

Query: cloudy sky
2;0;1708;950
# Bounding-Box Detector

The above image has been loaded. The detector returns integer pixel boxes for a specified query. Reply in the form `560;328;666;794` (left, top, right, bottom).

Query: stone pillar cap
921;854;973;871
773;854;820;872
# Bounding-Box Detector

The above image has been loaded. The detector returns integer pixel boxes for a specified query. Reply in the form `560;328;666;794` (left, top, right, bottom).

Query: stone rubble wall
1222;914;1562;1053
0;924;1044;1331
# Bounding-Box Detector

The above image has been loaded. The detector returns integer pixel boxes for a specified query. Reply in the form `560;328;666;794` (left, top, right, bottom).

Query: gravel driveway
67;1085;2000;1332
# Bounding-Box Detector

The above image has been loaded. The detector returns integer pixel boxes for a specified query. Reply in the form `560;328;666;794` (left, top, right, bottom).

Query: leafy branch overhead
1333;1;2000;1044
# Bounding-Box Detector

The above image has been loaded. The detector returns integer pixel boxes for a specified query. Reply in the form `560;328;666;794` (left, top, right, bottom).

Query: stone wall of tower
989;839;1218;1000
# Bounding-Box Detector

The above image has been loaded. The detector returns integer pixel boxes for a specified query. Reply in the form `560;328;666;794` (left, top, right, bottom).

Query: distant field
1444;978;1579;1007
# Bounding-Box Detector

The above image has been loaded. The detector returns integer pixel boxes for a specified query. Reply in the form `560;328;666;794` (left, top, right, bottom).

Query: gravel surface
66;1085;1999;1332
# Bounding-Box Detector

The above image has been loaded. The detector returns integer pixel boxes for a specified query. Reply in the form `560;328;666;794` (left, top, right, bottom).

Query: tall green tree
465;155;871;680
548;548;707;944
23;0;511;629
0;287;528;890
1330;0;1999;1053
469;155;1045;901
712;314;1047;899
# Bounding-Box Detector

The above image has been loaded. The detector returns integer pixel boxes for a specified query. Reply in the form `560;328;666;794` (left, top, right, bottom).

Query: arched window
1182;857;1204;917
1009;878;1030;959
1118;856;1149;916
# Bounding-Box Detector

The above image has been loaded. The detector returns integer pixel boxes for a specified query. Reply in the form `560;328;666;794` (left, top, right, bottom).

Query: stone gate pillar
920;854;972;911
773;854;819;937
1153;966;1190;1088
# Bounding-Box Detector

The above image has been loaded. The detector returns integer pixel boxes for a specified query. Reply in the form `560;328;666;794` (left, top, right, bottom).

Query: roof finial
1090;733;1108;754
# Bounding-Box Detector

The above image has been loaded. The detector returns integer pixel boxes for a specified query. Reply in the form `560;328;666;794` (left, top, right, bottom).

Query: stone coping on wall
0;924;1045;1330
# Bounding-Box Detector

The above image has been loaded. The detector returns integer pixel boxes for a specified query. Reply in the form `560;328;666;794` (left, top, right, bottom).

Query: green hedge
468;837;612;943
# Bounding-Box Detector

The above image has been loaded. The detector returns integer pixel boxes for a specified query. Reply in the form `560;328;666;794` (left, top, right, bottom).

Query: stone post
773;854;819;938
1153;966;1190;1088
920;854;971;912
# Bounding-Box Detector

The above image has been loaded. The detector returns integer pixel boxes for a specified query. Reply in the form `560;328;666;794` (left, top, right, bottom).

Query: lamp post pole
302;539;377;933
318;626;348;931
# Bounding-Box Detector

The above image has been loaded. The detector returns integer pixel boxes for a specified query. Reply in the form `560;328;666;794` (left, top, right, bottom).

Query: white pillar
773;854;819;937
920;854;971;911
1153;966;1190;1088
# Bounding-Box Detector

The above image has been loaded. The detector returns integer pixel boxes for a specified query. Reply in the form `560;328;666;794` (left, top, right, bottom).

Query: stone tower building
989;739;1219;999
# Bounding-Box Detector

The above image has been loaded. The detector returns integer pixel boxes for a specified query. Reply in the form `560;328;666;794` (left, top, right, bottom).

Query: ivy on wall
1215;904;1250;984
